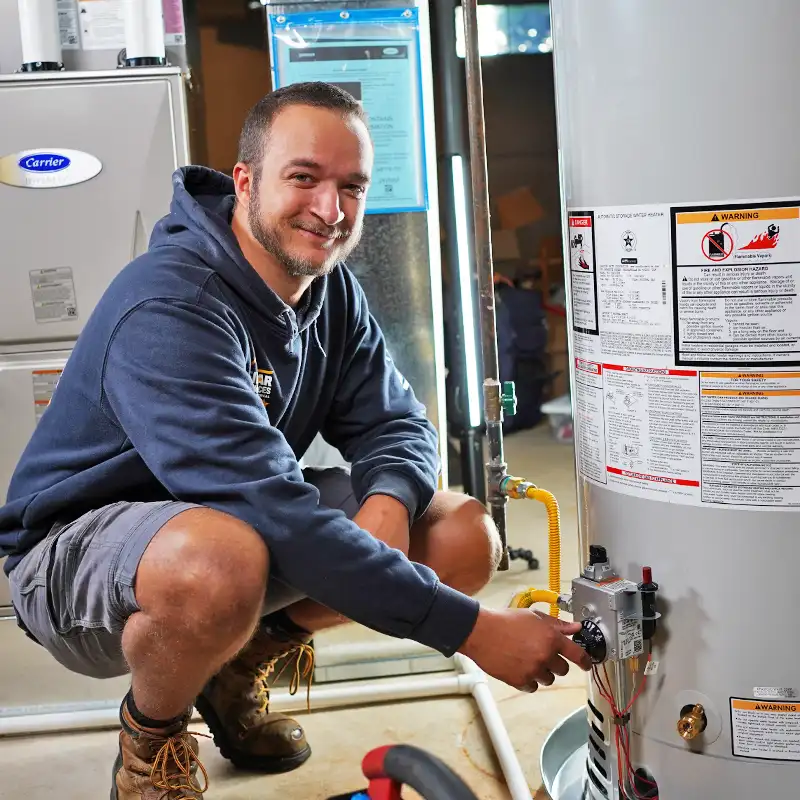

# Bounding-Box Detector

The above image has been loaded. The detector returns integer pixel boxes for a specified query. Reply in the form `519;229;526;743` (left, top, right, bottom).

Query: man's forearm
353;494;411;553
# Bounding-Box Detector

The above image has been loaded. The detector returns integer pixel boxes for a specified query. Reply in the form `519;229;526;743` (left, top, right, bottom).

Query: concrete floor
0;425;585;799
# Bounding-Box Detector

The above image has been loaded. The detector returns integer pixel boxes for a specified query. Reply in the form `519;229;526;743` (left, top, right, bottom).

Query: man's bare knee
453;494;503;585
134;508;269;644
411;492;502;595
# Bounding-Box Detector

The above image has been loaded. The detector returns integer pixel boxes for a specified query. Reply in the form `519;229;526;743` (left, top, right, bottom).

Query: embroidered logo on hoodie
254;369;274;406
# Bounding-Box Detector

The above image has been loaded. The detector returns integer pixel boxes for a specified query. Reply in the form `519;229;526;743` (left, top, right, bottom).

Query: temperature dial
573;619;607;664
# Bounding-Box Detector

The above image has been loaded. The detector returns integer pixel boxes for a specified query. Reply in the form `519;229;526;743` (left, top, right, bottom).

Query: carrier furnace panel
0;68;190;718
0;68;190;345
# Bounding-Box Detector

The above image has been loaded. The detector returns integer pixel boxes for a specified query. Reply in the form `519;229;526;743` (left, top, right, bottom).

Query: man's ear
232;162;253;206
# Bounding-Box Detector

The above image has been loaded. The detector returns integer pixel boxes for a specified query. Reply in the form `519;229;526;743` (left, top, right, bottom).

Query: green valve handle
501;381;517;417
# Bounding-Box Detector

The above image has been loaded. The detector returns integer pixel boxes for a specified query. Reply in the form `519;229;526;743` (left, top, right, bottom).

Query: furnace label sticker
163;0;186;46
78;0;126;51
32;370;63;423
672;200;800;367
730;698;800;762
29;268;78;324
58;0;81;49
567;211;599;336
593;206;674;366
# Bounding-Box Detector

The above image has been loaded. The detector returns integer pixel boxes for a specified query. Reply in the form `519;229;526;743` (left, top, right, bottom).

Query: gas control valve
568;546;659;664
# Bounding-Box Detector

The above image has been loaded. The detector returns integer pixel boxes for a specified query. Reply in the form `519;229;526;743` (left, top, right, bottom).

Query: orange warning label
676;207;800;225
700;372;800;379
701;389;800;397
731;696;800;762
732;699;799;713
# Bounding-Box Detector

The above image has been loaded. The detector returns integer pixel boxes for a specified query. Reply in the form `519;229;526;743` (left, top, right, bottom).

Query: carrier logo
0;149;102;188
18;153;71;173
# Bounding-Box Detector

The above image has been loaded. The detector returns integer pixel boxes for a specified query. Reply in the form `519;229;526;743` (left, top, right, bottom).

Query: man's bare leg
121;507;269;722
285;492;500;634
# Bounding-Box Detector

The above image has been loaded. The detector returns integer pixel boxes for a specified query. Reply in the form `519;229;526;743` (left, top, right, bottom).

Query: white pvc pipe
456;655;533;800
0;672;478;738
17;0;61;65
123;0;165;61
314;638;446;666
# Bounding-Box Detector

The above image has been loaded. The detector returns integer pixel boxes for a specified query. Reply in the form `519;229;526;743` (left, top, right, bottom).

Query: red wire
591;658;659;800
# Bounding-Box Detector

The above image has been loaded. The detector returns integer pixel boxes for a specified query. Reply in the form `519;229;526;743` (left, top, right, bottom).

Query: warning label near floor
731;698;800;761
32;370;63;423
672;202;800;367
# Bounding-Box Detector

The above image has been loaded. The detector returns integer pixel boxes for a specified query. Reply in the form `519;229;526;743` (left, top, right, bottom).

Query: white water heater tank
548;0;800;797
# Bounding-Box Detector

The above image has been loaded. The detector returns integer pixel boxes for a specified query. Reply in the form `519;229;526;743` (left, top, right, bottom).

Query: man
0;82;589;798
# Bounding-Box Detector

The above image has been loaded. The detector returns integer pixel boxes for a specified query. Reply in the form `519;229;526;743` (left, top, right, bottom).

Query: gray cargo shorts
8;466;358;680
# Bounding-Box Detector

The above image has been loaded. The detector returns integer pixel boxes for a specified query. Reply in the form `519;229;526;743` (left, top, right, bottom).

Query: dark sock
263;608;309;637
124;689;187;730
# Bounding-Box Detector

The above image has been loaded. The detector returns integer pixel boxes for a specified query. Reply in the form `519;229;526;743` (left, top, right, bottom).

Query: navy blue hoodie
0;167;479;657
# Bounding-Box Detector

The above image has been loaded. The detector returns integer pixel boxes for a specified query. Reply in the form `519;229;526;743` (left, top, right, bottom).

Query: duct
17;0;62;72
122;0;167;67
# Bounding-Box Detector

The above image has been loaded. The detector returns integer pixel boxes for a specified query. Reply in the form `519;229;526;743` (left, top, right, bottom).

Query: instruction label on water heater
731;698;800;761
568;197;800;511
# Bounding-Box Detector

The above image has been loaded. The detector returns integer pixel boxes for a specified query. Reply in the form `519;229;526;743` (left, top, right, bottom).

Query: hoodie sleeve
321;279;441;522
101;295;478;656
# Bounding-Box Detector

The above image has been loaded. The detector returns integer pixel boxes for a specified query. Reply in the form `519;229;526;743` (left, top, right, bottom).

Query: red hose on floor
326;744;480;800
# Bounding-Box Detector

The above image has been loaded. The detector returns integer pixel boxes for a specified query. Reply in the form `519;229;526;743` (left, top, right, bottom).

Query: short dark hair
237;81;368;168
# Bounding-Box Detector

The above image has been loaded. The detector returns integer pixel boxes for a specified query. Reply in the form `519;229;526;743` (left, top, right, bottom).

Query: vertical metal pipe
432;0;486;502
459;0;508;568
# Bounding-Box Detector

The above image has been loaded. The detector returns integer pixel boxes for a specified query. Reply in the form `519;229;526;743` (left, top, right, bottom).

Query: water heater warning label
673;201;800;367
569;197;800;511
731;698;800;762
568;212;599;336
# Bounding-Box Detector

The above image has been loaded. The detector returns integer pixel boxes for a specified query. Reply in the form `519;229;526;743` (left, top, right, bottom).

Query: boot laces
254;642;315;714
150;731;210;799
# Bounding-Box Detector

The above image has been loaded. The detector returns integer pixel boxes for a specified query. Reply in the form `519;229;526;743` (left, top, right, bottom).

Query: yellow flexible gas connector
509;588;561;609
501;476;562;617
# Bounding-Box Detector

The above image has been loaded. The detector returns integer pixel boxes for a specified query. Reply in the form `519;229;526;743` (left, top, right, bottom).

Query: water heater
544;1;800;797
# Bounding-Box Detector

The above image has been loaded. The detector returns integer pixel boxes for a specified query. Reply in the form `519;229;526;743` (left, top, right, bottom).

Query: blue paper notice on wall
267;8;428;215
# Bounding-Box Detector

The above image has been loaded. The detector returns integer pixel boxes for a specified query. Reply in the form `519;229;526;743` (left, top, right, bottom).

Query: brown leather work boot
194;622;315;773
111;700;208;799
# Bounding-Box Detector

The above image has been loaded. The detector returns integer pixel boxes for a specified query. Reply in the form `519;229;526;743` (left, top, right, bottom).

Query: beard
247;186;362;278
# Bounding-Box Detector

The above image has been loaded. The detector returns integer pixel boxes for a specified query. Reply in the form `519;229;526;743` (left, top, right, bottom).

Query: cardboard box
495;186;545;230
